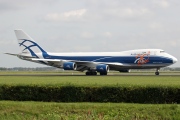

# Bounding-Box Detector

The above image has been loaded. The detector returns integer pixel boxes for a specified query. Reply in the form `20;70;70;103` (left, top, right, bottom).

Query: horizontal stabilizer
4;53;18;56
5;53;36;58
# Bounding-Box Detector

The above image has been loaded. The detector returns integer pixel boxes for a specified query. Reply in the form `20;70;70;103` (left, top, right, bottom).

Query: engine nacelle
63;62;77;70
96;64;109;73
119;69;131;73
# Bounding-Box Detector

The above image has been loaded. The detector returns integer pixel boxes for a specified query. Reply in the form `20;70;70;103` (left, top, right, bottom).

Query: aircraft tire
93;72;97;75
155;72;159;75
86;72;89;75
100;72;107;75
86;71;97;75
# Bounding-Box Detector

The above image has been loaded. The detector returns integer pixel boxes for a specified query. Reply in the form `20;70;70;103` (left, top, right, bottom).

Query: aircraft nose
172;57;178;63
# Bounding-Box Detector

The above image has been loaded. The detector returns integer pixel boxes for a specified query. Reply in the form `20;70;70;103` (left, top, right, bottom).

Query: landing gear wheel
93;72;97;75
86;71;97;76
100;72;107;75
155;68;160;75
155;72;159;75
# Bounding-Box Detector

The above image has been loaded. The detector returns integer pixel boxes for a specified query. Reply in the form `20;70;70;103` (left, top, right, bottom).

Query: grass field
0;74;180;87
0;71;180;119
1;70;180;75
0;101;180;120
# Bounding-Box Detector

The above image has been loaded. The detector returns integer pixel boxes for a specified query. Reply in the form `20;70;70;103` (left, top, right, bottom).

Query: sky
0;0;180;67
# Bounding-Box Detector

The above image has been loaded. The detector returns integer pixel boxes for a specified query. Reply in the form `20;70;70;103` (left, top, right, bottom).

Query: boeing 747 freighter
5;30;178;75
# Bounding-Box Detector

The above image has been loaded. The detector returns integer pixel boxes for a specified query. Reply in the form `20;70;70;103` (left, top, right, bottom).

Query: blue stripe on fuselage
43;54;173;64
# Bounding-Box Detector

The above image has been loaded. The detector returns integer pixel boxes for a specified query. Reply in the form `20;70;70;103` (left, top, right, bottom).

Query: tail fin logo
19;39;46;57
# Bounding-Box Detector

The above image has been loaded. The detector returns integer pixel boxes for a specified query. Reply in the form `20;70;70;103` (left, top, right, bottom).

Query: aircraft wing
31;58;94;70
31;58;125;71
5;54;125;71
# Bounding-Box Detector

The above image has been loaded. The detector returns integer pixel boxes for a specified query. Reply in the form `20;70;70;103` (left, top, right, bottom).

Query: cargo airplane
5;30;178;75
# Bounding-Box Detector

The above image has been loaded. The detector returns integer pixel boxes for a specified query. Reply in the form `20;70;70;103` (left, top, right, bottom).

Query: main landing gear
155;68;160;75
85;71;108;76
86;71;97;75
100;72;107;75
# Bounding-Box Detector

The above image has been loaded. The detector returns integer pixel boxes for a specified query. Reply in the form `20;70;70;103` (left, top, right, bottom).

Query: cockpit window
160;51;165;53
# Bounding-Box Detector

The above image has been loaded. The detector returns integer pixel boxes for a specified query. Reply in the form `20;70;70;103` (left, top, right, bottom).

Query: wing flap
106;62;124;66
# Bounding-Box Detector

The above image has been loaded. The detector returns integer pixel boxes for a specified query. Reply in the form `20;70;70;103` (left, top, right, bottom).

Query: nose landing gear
155;68;160;75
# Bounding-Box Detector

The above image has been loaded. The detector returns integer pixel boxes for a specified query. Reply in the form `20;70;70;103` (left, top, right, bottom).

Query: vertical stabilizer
14;30;47;57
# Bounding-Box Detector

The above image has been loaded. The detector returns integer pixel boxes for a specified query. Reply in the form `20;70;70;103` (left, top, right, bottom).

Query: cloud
0;1;20;12
64;9;87;17
44;6;153;23
103;32;112;38
154;0;169;8
1;0;180;67
80;32;94;39
45;9;87;22
84;0;155;21
105;7;153;20
0;0;58;13
148;22;163;29
169;40;180;47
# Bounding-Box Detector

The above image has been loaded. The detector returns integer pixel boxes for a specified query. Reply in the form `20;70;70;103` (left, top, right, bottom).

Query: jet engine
63;62;77;70
96;64;109;73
